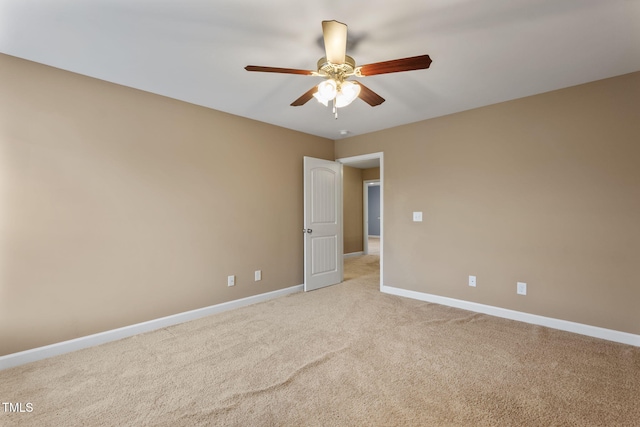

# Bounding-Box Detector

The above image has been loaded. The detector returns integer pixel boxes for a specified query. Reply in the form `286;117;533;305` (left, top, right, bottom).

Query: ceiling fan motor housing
317;55;357;83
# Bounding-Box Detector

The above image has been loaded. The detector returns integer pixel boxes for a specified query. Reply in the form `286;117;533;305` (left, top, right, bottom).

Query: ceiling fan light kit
334;81;361;108
245;20;432;119
313;79;361;117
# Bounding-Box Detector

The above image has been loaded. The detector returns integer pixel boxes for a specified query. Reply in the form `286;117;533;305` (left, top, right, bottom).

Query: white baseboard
344;251;364;258
381;285;640;347
0;284;303;371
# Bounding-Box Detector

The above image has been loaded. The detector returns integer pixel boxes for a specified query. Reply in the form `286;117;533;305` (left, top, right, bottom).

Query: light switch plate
413;211;423;222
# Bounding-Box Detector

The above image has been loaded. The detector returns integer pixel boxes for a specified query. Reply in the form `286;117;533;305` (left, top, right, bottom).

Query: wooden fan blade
322;20;347;65
245;65;314;76
358;54;432;76
291;86;318;106
356;82;385;106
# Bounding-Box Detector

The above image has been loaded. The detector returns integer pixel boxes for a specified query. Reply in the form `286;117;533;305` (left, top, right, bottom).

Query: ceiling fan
245;20;432;118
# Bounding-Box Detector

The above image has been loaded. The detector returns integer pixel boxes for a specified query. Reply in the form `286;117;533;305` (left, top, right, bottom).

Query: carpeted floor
368;237;380;255
1;255;639;426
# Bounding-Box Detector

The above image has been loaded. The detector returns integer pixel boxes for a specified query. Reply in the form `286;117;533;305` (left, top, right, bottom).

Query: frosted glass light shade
335;81;361;108
316;79;337;102
313;92;329;106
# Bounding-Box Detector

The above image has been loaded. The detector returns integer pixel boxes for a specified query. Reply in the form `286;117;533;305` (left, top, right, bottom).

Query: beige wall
363;167;380;182
336;72;640;335
0;54;334;355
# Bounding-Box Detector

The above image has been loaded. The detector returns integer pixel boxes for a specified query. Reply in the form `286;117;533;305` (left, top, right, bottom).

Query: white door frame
363;180;380;254
335;152;383;290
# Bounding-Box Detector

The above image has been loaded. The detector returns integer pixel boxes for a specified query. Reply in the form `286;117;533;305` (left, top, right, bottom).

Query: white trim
381;285;640;347
336;152;384;291
335;152;383;165
0;285;303;371
344;251;364;258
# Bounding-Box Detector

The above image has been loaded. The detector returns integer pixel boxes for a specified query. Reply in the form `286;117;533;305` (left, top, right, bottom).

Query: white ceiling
1;0;639;140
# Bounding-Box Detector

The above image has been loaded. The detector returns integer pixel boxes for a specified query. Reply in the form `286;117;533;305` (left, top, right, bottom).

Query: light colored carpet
368;237;380;255
1;255;639;426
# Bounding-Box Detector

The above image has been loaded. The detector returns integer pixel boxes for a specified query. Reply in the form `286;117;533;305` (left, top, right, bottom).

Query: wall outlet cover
517;282;527;295
413;212;423;222
469;275;476;287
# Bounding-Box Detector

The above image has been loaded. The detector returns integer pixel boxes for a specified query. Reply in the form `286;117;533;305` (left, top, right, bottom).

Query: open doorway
364;180;380;255
336;152;383;290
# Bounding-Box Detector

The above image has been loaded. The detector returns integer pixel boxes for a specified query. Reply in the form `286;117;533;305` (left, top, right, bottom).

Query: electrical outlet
517;282;527;295
255;270;262;281
469;275;476;287
227;275;235;287
413;211;423;222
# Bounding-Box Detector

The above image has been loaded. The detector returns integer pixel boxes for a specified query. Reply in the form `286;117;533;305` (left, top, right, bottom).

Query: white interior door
303;156;343;291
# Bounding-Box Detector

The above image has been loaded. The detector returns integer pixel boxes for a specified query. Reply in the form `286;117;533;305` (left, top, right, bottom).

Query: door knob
307;229;313;234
